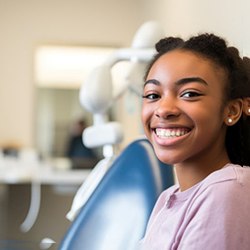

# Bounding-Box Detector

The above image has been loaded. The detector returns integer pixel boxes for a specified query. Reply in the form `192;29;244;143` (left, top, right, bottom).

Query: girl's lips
152;127;192;145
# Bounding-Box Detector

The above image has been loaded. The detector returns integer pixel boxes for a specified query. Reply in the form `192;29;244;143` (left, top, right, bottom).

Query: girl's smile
155;126;190;139
153;126;192;146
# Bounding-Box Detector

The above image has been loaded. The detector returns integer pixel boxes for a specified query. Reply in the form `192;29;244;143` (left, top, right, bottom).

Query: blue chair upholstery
59;138;174;250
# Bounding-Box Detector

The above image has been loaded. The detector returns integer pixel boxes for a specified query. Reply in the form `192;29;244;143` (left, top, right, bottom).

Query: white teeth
155;128;189;138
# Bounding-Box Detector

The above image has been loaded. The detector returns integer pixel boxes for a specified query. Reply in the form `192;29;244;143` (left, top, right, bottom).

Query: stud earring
228;118;233;124
248;108;250;114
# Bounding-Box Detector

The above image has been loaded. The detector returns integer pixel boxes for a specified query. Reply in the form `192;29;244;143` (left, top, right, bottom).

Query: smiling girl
140;34;250;250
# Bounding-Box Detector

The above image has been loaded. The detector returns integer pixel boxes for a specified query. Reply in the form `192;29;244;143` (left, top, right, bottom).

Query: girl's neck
174;150;230;192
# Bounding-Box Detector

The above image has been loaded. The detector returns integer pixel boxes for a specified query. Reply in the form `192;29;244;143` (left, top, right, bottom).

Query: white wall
0;0;146;148
143;0;250;54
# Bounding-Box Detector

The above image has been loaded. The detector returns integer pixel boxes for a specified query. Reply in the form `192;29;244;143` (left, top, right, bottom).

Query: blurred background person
66;119;100;169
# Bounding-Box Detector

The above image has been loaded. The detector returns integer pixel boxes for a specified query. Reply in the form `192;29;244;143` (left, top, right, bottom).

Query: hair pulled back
145;33;250;166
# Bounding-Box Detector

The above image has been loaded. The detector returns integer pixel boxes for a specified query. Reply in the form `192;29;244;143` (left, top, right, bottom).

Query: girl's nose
155;97;180;119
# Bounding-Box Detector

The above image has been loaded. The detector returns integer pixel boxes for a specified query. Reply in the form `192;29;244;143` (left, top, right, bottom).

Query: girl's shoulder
195;164;250;202
203;163;250;188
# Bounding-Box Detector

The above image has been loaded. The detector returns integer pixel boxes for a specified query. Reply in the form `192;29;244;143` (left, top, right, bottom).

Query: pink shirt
140;164;250;250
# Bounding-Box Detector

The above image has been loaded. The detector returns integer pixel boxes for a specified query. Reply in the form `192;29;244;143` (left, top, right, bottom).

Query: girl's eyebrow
144;79;160;87
144;77;208;87
176;77;208;86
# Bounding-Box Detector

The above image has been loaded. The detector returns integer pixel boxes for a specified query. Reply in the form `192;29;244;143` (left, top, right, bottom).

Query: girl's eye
181;91;202;99
142;93;160;100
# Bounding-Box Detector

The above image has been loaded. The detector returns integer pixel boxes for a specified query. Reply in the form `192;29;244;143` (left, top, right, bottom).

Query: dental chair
59;137;174;250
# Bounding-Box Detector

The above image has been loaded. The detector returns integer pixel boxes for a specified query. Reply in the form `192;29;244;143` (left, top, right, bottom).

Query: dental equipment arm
67;21;165;221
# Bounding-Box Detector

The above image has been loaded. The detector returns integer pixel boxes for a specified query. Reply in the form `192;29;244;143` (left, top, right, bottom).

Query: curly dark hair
144;33;250;166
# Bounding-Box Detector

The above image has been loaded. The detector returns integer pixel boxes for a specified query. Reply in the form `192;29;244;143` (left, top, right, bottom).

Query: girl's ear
224;98;243;126
243;97;250;116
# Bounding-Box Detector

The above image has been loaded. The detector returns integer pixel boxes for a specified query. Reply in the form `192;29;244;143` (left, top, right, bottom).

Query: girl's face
142;50;229;166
